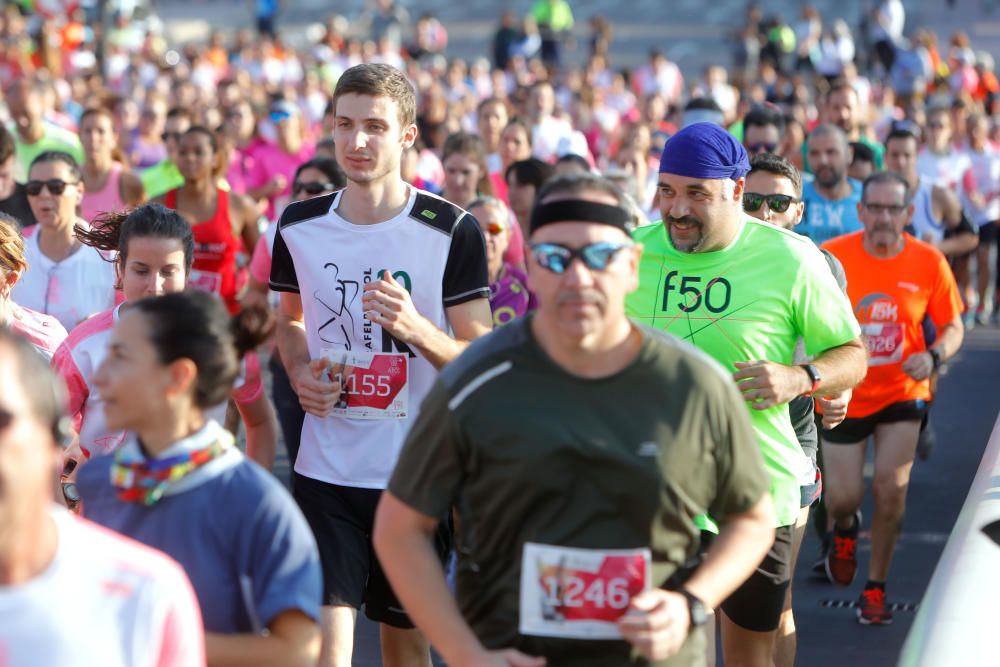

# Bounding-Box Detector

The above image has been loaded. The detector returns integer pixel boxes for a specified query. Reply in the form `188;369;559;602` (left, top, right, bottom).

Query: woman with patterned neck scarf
77;290;322;667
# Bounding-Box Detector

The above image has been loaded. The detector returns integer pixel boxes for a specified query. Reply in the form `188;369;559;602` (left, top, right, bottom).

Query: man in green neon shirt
6;80;83;182
626;122;867;667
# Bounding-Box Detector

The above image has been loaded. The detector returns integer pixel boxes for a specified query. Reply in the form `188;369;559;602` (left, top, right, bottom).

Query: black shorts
719;524;794;633
293;473;450;628
979;221;999;244
822;399;929;444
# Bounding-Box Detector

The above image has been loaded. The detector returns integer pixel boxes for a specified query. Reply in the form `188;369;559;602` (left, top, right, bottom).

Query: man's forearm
812;339;868;395
408;317;471;370
374;523;486;664
277;316;312;377
681;495;775;609
932;322;964;361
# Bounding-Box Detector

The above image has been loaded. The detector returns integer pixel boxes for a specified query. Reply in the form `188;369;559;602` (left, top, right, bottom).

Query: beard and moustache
815;164;845;189
666;215;705;253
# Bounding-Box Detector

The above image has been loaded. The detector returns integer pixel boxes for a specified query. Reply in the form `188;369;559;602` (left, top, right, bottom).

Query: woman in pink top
245;100;315;219
0;212;67;360
51;203;278;468
79;107;145;224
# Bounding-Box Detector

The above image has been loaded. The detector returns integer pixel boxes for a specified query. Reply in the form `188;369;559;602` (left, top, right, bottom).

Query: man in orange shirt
821;171;964;626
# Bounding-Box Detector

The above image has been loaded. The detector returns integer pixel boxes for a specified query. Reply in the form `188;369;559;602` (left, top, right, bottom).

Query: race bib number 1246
519;543;651;640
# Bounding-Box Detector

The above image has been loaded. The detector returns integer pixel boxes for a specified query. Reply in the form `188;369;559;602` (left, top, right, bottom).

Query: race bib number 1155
321;349;409;420
519;543;651;640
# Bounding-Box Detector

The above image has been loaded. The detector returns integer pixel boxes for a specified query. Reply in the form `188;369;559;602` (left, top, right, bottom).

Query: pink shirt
81;163;127;224
6;301;68;361
245;141;315;219
52;305;264;458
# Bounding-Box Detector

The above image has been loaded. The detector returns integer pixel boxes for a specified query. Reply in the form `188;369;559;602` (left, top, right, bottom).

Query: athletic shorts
719;524;794;632
979;221;999;244
293;473;451;628
822;399;929;444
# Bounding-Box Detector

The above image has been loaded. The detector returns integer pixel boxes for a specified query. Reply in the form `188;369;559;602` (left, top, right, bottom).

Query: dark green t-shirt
389;316;769;666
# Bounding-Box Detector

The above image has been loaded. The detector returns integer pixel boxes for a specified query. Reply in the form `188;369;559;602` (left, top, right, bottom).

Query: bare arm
120;171;146;207
373;493;545;667
734;338;867;409
276;292;344;416
205;610;320;667
232;192;262;251
362;271;493;370
902;315;964;381
236;391;278;469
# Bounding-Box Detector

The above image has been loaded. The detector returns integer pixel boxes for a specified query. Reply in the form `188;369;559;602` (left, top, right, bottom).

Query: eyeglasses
292;181;335;196
530;241;633;274
863;202;907;216
25;179;79;196
270;110;293;123
161;131;182;142
481;222;507;236
746;142;779;154
743;192;799;213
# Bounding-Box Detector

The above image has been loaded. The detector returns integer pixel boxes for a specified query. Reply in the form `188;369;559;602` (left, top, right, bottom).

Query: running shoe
975;308;989;327
825;516;859;586
857;587;893;625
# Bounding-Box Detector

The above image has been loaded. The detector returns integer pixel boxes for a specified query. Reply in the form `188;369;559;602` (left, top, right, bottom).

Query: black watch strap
678;588;708;628
928;347;942;370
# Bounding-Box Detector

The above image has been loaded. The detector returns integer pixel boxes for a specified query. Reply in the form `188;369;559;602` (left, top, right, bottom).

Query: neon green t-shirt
627;217;861;527
13;125;85;182
140;160;185;200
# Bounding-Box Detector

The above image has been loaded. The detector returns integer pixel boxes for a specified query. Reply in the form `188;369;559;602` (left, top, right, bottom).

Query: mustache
667;215;703;227
556;289;605;307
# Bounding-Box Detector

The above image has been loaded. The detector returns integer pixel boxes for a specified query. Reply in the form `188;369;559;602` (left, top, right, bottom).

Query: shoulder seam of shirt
408;190;468;236
279;192;338;230
447;360;514;411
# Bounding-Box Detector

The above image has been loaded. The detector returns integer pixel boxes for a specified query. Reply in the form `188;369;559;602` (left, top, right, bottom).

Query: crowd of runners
0;0;992;665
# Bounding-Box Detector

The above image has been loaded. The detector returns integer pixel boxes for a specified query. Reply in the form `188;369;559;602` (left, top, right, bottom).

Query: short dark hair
744;104;786;136
748;153;803;196
884;128;920;151
555;153;591;172
862;171;910;203
131;291;274;409
294;157;346;189
166;107;193;123
505;158;555;190
333;63;417;128
849;141;875;165
0;125;14;164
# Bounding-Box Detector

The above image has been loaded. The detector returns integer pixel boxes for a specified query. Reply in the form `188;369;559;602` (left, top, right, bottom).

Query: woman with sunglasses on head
51;203;277;468
0;212;68;359
77;289;321;667
244;156;344;470
468;196;535;328
155;126;261;314
79;107;146;224
12;151;117;331
244;101;315;220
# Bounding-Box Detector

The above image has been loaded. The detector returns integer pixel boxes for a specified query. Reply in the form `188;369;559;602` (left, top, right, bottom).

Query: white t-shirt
5;301;67;361
917;147;971;194
270;186;490;488
12;224;117;331
0;507;204;667
52;305;265;458
962;147;1000;226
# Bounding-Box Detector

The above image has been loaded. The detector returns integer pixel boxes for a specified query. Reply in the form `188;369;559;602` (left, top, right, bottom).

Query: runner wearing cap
627;123;867;667
374;172;776;667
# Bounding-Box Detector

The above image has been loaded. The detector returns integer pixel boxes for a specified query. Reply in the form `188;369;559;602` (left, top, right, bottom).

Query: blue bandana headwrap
658;122;751;181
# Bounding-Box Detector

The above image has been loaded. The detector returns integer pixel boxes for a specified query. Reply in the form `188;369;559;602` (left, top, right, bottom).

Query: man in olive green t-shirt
627;123;866;667
375;173;776;667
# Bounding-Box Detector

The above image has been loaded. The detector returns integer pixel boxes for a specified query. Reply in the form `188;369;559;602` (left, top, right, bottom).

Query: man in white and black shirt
269;63;492;667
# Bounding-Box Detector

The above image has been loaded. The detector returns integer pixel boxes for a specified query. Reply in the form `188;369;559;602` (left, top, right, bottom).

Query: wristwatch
928;347;943;370
800;363;822;396
678;588;708;628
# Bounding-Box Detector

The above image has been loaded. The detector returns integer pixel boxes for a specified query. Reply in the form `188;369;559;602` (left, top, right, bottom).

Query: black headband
529;200;634;234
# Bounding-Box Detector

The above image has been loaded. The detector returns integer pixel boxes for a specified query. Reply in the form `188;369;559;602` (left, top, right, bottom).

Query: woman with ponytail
51;203;278;468
77;289;321;667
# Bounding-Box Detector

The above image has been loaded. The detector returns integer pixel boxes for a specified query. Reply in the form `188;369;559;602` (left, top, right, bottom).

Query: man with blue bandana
626;123;867;667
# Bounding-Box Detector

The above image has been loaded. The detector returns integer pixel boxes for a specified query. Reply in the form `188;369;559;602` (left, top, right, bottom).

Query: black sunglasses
530;242;633;273
161;131;183;142
743;192;799;213
746;142;779;154
293;181;336;196
25;179;79;196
